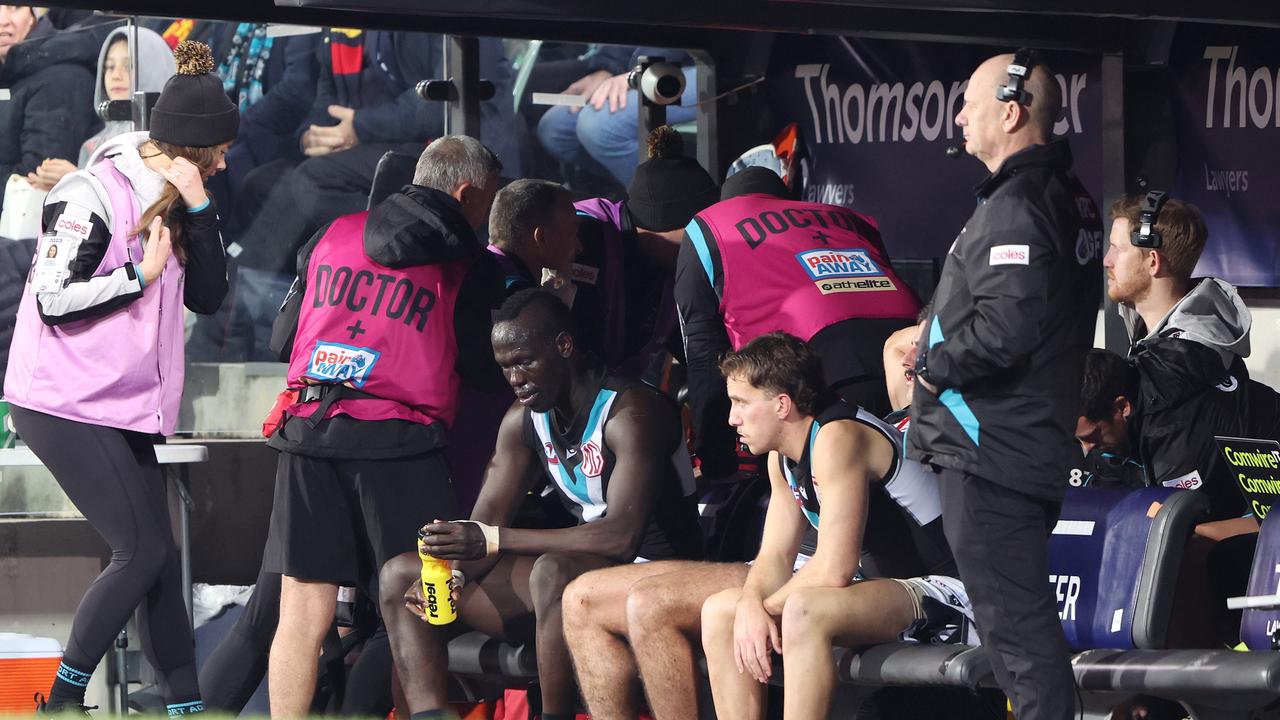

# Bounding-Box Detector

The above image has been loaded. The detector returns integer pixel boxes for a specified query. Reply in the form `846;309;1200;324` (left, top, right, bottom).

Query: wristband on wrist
186;198;210;213
462;520;500;556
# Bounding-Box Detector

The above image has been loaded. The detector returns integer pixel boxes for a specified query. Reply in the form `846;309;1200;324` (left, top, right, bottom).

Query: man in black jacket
1104;193;1254;521
907;51;1103;720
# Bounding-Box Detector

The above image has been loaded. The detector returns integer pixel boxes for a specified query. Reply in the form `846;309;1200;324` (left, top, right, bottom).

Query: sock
47;662;92;706
166;699;205;716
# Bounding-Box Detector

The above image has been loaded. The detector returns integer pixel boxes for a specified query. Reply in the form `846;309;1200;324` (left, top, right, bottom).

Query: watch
913;348;934;386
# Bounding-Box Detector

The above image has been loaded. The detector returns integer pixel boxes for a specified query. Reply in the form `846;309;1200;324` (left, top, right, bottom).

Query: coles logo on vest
580;441;605;478
544;442;559;465
305;341;381;387
795;247;897;295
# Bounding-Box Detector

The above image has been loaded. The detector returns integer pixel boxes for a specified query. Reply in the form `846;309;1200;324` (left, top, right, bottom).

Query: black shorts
263;450;458;585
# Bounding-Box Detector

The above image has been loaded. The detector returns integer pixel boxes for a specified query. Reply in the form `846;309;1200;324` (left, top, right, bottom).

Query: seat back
1240;515;1280;650
367;151;421;209
1048;487;1208;650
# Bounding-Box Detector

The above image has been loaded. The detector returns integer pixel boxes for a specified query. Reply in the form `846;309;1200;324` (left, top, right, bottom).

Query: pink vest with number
5;161;186;434
284;211;468;428
690;193;919;349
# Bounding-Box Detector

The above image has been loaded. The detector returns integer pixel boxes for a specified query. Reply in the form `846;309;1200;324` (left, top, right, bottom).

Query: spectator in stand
210;26;320;233
0;5;101;209
537;46;696;189
231;31;521;281
186;28;322;363
21;26;175;192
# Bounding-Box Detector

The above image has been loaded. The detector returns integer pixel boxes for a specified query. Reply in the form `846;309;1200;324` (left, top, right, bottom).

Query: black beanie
721;166;789;201
149;41;239;148
626;126;719;232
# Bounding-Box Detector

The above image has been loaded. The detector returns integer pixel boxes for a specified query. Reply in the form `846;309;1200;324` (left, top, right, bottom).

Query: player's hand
419;520;487;561
588;72;631;113
403;569;464;621
139;216;172;285
565;69;613;114
403;579;430;621
733;594;781;684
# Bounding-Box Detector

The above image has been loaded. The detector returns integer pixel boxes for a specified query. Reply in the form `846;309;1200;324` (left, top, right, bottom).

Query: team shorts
263;450;457;585
889;575;980;646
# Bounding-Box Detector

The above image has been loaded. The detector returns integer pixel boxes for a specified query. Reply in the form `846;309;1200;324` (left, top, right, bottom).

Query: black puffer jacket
1124;278;1253;520
0;20;102;208
907;140;1104;501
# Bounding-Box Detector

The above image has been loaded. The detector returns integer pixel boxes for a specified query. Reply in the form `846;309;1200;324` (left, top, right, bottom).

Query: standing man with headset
906;50;1103;720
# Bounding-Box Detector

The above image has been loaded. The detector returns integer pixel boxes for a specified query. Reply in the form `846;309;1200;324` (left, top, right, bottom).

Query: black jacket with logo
907;140;1103;501
1123;278;1254;520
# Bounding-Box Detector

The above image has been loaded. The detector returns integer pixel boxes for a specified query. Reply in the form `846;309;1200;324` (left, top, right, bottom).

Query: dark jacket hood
363;184;481;268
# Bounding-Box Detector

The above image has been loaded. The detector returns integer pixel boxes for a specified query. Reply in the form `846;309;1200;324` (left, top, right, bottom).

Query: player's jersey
778;400;956;578
523;372;702;559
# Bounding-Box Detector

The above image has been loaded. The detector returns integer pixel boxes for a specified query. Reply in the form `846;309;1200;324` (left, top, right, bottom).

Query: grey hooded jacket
77;26;175;167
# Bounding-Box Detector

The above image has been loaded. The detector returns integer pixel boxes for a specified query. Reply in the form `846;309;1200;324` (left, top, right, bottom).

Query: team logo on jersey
543;442;559;465
795;248;895;295
580;441;605;478
305;341;380;387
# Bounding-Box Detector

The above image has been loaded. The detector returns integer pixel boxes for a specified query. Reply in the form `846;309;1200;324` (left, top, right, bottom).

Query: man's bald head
981;53;1061;137
957;52;1061;171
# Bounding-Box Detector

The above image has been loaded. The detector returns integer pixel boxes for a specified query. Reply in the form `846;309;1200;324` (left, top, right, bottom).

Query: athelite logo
305;341;381;387
795;247;896;295
580;441;605;478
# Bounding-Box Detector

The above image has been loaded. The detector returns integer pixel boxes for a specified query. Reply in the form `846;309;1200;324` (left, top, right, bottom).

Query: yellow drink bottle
417;531;457;625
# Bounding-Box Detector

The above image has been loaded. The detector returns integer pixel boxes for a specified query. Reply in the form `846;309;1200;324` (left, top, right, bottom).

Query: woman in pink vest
4;41;237;715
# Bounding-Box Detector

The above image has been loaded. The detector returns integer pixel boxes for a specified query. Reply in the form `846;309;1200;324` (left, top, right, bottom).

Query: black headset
1130;191;1168;248
996;48;1039;106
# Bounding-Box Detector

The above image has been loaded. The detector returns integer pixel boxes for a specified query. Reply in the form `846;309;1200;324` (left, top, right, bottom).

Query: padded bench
443;487;1227;718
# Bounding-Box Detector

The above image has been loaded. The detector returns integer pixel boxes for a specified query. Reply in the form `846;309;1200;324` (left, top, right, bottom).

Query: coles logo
54;216;91;240
989;244;1030;266
1161;469;1203;491
795;248;882;281
543;442;559;465
305;341;380;387
579;441;604;478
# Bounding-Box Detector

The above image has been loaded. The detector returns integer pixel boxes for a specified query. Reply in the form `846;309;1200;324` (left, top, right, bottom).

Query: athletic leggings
10;406;199;698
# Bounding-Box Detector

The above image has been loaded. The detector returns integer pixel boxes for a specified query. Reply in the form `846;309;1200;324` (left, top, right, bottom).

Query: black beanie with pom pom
149;41;239;148
626;126;719;232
